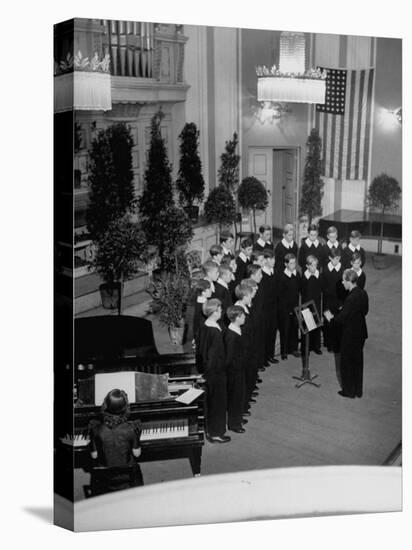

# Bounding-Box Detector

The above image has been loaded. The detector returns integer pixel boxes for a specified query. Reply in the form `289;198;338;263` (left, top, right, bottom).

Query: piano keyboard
140;418;189;441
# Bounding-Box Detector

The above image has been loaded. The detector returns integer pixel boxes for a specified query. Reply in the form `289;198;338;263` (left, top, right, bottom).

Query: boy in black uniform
200;299;231;443
220;230;235;260
255;224;274;252
278;253;301;360
209;244;224;265
298;223;323;271
321;226;341;270
301;255;322;355
320;247;343;352
234;282;256;419
261;249;279;364
246;263;266;371
191;279;212;373
202;260;219;294
224;305;247;433
213;264;234;325
274;223;298;272
350;252;366;289
235;237;253;285
341;230;366;269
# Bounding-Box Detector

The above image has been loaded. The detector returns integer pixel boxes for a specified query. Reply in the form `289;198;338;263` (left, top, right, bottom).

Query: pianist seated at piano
88;389;144;492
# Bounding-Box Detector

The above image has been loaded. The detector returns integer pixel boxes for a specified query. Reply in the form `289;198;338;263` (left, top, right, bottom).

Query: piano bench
83;464;144;498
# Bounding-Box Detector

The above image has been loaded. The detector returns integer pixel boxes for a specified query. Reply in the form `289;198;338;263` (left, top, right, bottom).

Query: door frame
272;145;301;237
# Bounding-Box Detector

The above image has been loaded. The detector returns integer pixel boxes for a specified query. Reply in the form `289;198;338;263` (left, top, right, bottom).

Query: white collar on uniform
256;237;266;247
282;238;294;249
222;246;231;256
304;269;320;279
284;268;297;278
205;318;222;331
235;301;249;314
228;323;242;336
217;278;228;289
327;240;339;249
239;251;248;263
328;261;342;272
197;296;207;304
262;266;274;276
353;267;363;276
305;238;320;248
349;243;360;252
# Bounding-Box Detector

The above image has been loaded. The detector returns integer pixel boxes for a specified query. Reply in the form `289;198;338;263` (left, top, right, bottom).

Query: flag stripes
315;68;374;181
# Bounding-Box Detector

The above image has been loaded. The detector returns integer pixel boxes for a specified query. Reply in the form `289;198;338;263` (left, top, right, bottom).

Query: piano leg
189;448;202;476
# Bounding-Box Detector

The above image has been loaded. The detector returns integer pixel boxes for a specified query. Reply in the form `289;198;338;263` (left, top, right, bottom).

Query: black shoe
249;398;257;403
256;378;263;383
281;354;287;360
355;393;363;398
268;357;279;364
263;361;270;367
229;427;246;433
252;391;259;397
313;349;323;355
208;435;231;443
292;350;301;358
243;411;251;417
338;391;355;399
241;418;248;425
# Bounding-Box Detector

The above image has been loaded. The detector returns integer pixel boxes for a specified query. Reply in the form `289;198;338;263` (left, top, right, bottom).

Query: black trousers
279;311;299;356
206;372;227;436
340;341;365;397
227;367;245;429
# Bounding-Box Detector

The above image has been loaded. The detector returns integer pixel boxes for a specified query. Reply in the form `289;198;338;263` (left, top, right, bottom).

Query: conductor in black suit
325;269;369;398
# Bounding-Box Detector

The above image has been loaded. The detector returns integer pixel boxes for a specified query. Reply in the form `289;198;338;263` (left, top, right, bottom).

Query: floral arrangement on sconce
255;65;326;80
54;50;111;75
251;100;290;125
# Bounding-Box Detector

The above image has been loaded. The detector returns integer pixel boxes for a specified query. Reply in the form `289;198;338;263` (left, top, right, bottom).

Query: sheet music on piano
175;387;204;405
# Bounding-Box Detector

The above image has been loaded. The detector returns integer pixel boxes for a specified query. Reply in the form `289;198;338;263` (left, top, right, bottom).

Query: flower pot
184;205;199;224
372;253;388;270
99;282;123;312
168;324;185;345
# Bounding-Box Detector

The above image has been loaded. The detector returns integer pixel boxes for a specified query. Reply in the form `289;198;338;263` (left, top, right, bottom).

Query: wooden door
247;148;273;231
272;148;297;229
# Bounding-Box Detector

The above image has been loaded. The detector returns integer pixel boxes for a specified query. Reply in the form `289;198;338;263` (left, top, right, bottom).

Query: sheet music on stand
301;308;317;332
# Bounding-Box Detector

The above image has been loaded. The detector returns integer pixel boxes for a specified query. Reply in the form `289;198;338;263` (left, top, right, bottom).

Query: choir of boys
193;221;369;442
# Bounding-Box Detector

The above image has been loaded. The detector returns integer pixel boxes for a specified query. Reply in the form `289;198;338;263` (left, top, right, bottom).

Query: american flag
315;67;374;181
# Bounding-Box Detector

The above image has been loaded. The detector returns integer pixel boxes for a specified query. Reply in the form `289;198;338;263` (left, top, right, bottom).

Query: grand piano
57;315;205;496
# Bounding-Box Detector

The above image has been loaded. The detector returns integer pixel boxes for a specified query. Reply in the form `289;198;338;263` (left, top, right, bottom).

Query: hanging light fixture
256;32;327;104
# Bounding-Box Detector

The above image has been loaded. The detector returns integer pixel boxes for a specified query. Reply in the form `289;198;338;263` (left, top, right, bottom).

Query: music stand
293;300;322;389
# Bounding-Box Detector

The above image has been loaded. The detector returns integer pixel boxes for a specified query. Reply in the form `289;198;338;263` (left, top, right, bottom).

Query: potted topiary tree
152;271;190;345
300;128;324;226
91;216;147;314
367;173;401;269
217;132;241;232
176;122;205;223
237;176;269;242
204;185;237;241
87;122;139;311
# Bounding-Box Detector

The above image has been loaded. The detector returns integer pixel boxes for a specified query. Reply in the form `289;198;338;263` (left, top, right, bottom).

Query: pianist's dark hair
102;389;130;421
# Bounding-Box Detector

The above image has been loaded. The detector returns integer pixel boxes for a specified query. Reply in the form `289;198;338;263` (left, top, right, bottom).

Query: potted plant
87;122;139;311
237;176;269;242
91;216;147;314
367;173;401;269
204;185;237;241
176;122;205;223
300;128;324;226
152;271;190;345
